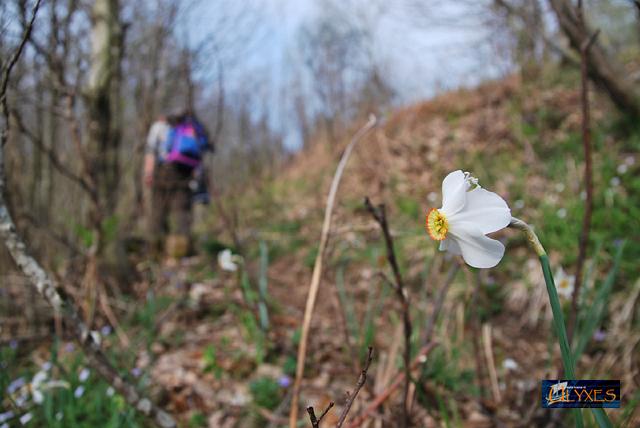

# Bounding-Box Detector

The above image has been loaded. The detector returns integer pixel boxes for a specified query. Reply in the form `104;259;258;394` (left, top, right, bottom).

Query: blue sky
185;0;511;149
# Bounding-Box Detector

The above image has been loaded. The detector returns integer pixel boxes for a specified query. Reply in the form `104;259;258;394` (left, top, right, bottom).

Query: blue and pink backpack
164;120;209;168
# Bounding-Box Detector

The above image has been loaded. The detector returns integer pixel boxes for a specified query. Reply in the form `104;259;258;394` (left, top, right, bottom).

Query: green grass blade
591;408;613;428
335;263;358;340
258;240;270;331
539;255;584;428
574;239;603;340
573;241;625;362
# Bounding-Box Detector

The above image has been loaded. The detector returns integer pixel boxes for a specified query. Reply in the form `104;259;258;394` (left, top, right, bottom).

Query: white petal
439;237;462;255
217;250;238;272
31;371;47;387
449;187;511;234
440;170;467;215
450;222;505;268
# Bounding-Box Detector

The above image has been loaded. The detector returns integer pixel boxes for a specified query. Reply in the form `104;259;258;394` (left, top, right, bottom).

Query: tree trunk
548;0;640;118
84;0;125;314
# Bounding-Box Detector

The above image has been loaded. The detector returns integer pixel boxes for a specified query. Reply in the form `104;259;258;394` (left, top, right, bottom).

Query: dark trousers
149;163;193;245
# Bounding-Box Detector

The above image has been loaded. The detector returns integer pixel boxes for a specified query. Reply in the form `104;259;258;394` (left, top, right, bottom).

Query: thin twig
336;347;374;428
307;402;334;428
364;197;412;428
0;0;42;122
345;343;437;428
569;1;600;341
289;115;377;427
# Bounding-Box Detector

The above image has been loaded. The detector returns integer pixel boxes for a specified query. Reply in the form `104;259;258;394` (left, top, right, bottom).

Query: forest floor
2;66;640;427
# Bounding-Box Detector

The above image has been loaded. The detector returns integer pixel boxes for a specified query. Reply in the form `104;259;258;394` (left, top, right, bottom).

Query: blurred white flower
610;177;621;187
90;330;101;346
556;208;567;219
218;249;240;272
617;164;628;174
427;191;438;203
31;371;48;404
502;358;519;371
426;170;511;268
78;368;90;383
74;386;85;398
514;199;525;209
55;412;63;421
555;268;575;299
19;412;32;425
106;386;115;397
41;362;52;372
580;191;586;200
0;423;8;428
554;183;565;192
624;155;635;166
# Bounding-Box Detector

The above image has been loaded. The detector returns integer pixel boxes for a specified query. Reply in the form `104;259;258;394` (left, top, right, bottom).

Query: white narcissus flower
426;170;511;268
30;370;69;405
555;268;575;299
217;249;241;272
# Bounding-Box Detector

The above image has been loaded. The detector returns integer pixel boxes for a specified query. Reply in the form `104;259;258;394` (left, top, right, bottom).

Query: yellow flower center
426;208;449;241
558;279;569;289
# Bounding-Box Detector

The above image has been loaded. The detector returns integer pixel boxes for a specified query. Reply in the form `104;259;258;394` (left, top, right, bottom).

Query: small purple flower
9;340;18;350
19;412;32;425
0;411;15;424
7;377;26;394
64;342;75;353
74;386;85;398
100;325;112;336
277;375;291;388
78;368;90;382
131;368;142;378
593;329;607;342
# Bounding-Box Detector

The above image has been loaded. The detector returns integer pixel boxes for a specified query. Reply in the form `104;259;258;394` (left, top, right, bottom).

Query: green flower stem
510;217;615;428
540;254;575;378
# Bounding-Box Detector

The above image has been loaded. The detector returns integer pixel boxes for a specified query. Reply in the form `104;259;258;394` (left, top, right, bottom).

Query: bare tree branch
307;401;334;428
345;343;437;428
10;107;94;195
364;197;412;428
0;2;176;427
336;347;374;428
0;0;42;124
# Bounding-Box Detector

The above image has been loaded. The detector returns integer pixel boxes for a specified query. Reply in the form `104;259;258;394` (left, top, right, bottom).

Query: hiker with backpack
144;110;212;255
